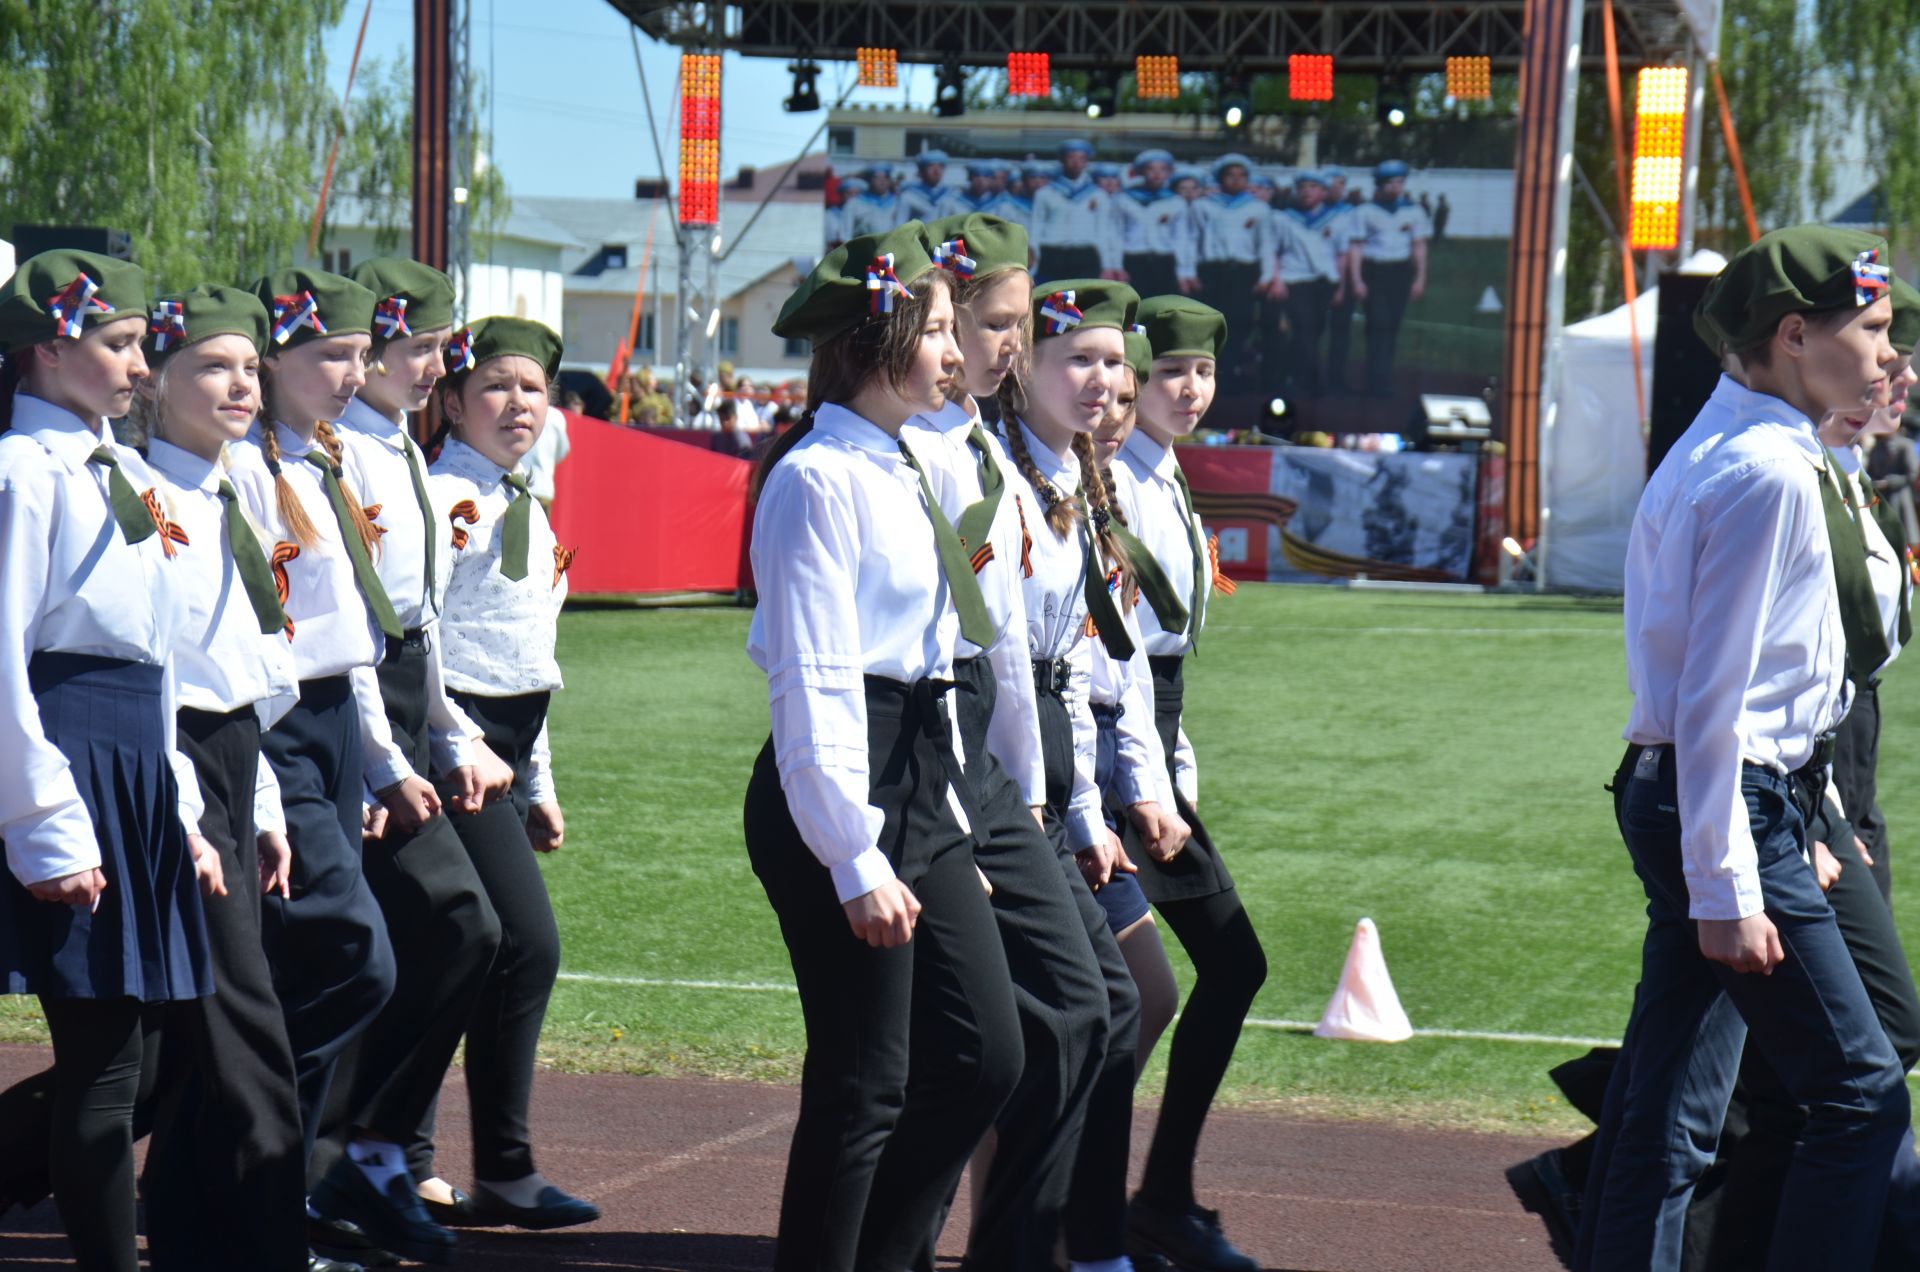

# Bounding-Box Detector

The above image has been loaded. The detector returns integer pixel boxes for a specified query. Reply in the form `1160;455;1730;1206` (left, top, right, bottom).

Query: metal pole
1533;0;1588;590
1676;40;1707;258
448;0;473;320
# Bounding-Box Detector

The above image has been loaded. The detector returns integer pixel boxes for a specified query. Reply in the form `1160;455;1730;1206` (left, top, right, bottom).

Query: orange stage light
679;53;722;226
857;46;897;89
1008;51;1051;98
1289;54;1333;102
1136;55;1179;100
1446;56;1491;100
1629;66;1689;249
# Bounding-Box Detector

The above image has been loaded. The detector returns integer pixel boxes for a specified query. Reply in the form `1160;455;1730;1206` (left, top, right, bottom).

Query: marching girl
0;250;221;1272
130;284;313;1271
901;213;1126;1271
305;257;508;1251
1112;296;1265;1272
227;267;413;1262
418;316;598;1229
747;224;1021;1272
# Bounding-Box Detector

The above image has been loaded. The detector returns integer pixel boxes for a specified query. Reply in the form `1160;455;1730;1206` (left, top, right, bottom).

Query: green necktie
1865;473;1914;645
953;425;1006;556
1172;464;1208;647
87;446;157;545
303;452;403;640
1082;527;1137;661
1819;451;1890;684
401;438;437;600
897;438;996;648
217;480;289;635
1106;516;1189;634
500;472;532;582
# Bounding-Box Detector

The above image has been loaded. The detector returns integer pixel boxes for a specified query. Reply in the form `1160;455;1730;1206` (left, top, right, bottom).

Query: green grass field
9;585;1919;1135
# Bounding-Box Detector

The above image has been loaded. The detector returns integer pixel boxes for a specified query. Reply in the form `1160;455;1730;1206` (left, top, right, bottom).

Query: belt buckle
1633;747;1662;780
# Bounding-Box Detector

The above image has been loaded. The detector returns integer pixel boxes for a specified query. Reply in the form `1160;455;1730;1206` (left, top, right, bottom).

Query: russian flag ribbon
374;295;412;340
1854;249;1892;307
270;291;327;345
933;237;977;278
1039;289;1083;335
48;273;112;339
866;253;914;314
148;300;188;352
445;327;476;373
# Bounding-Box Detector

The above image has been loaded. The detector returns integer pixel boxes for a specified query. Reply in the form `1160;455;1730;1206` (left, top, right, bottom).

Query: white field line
1206;624;1618;637
554;971;1616;1048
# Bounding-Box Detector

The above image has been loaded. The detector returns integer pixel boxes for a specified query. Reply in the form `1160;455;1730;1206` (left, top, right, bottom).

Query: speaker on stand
1647;270;1724;476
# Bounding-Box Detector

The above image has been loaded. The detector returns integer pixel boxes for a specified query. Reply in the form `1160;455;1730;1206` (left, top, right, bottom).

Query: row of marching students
744;210;1268;1272
0;247;590;1272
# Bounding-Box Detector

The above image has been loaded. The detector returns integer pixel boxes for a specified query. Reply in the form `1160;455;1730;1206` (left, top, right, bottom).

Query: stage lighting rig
1376;73;1411;127
784;59;821;112
1217;69;1251;130
1085;67;1119;119
935;58;967;117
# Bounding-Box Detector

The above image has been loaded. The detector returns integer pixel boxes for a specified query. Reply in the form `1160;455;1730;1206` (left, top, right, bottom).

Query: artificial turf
8;585;1916;1135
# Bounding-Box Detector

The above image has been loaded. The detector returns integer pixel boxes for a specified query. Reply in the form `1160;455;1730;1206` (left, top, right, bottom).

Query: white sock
478;1171;553;1208
1069;1260;1133;1272
347;1138;410;1192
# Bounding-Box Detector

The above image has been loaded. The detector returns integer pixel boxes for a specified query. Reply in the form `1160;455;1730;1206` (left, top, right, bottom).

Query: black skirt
2;653;214;1002
1128;654;1236;904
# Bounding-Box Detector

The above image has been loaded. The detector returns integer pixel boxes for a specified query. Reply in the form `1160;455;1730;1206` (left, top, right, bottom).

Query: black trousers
315;637;502;1185
1833;679;1892;899
744;676;1022;1272
1328;284;1357;391
1123;251;1179;299
1281;278;1335;399
260;674;399;1166
1197;261;1261;390
1361;259;1415;395
420;689;562;1184
955;656;1135;1268
1037;244;1102;285
148;707;309;1271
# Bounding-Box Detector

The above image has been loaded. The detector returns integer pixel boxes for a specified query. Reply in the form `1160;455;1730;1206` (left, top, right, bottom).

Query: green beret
1138;295;1228;360
775;223;937;344
0;249;147;354
445;316;564;382
250;267;377;351
350;257;457;341
1032;279;1139;339
1890;276;1920;356
1124;328;1152;381
1699;225;1891;352
145;284;270;362
924;213;1028;281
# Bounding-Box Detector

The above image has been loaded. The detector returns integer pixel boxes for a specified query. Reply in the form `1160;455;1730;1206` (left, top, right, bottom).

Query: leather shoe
421;1185;485;1228
1127;1196;1258;1272
310;1160;457;1265
309;1252;365;1272
471;1181;602;1230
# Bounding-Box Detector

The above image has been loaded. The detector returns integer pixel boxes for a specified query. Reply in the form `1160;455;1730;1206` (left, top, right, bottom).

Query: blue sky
323;0;940;200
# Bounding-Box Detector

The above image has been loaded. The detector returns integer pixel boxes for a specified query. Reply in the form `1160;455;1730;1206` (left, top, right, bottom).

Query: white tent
1542;250;1726;590
0;238;13;284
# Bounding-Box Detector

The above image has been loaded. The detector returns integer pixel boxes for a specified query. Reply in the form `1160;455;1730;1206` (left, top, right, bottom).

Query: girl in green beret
410;316;598;1232
748;225;1022;1272
0;250;225;1272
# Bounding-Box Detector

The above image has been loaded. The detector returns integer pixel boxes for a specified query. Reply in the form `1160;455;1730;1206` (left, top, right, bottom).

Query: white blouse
227;421;385;683
0;396;201;886
143;438;297;837
1093;461;1177;811
1006;418;1109;852
335;399;477;795
427;436;567;805
747;402;961;903
1114;428;1205;802
901;398;1046;807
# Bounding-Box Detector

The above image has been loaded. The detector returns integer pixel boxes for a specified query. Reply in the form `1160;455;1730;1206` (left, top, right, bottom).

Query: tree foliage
0;0;346;288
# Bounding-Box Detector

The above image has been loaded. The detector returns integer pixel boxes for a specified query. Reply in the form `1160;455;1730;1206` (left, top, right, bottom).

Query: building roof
321;195;587;250
523;196;823;301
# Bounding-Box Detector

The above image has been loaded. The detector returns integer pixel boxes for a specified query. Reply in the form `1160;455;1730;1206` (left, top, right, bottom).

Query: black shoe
307;1212;401;1267
1507;1147;1582;1259
421;1185;486;1228
471;1181;602;1231
1127;1196;1259;1272
309;1253;366;1272
311;1160;457;1265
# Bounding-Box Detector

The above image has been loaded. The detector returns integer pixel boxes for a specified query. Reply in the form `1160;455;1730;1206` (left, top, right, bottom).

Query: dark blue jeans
1577;746;1909;1272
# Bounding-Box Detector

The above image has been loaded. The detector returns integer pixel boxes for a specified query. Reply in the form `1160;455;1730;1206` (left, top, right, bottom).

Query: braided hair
997;397;1134;592
259;362;381;555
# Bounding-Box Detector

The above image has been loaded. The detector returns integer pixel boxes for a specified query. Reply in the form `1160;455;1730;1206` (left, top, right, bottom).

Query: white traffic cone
1476;284;1503;314
1313;917;1413;1042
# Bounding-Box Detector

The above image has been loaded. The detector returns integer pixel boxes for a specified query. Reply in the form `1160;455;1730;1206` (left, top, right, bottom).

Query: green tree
0;0;346;288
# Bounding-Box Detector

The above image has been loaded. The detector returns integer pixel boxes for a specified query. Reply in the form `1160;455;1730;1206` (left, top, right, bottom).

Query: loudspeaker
10;224;133;262
1648;270;1723;476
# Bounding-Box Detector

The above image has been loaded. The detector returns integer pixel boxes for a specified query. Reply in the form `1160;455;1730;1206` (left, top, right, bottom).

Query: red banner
549;413;751;594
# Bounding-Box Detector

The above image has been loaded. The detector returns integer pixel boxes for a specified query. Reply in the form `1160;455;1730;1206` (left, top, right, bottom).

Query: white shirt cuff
829;846;898;904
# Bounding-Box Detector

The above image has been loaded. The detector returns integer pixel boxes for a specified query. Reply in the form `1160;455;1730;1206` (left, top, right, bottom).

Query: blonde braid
1073;431;1134;599
314;420;383;557
1002;412;1083;540
260;421;323;549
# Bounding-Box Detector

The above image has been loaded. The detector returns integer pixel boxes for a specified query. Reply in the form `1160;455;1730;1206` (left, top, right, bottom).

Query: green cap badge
250;267;377;351
1697;225;1892;353
774;223;937;344
1138;295;1228;360
1033;279;1139;339
145;284;271;362
924;213;1029;281
350;257;457;341
0;249;148;353
444;316;564;382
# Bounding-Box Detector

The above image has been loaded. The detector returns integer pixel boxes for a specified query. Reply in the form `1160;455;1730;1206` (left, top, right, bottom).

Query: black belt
1033;657;1070;699
385;626;430;661
869;674;989;850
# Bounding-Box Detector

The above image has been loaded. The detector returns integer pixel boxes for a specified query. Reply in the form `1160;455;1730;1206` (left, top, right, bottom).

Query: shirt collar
813;402;909;460
8;394;109;468
1707;375;1822;461
1015;418;1080;489
145;436;223;492
1832;442;1866;476
437;435;515;483
910;398;977;440
257;419;321;459
1122;427;1179;481
337;395;409;448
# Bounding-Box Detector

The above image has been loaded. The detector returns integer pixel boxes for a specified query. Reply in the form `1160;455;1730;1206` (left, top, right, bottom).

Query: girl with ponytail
746;223;1022;1272
225;267;418;1267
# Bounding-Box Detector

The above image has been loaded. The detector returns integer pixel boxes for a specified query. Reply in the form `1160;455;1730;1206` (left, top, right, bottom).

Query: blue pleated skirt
1;652;214;1002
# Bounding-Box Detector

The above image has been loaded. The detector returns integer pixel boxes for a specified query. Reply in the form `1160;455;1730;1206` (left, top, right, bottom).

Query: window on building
828;126;855;156
782;335;809;359
602;244;628;269
719;316;740;356
636;314;657;354
322;248;352;273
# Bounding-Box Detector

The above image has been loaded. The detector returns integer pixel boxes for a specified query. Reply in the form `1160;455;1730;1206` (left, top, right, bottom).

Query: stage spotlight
784;59;821;112
935;59;967;117
1268;397;1289;418
1288;54;1334;102
1218;70;1251;130
1377;73;1411;128
1085;67;1119;119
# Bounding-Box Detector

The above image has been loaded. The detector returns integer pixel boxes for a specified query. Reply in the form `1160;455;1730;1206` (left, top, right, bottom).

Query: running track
0;1043;1572;1270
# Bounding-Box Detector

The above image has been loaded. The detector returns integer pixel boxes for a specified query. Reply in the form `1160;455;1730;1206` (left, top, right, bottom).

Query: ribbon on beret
1854;249;1891;307
865;252;914;314
148;300;188;352
1039;289;1084;335
374;295;412;340
445;327;476;373
932;237;977;278
270;291;327;345
48;274;112;340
